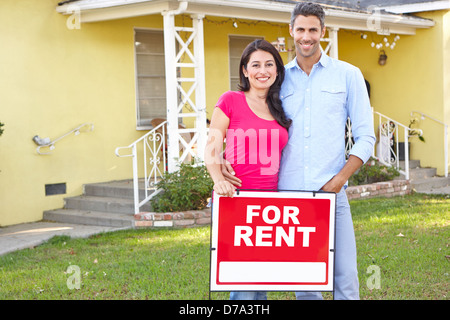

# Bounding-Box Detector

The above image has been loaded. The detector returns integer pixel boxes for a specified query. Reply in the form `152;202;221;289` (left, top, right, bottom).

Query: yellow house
0;0;448;227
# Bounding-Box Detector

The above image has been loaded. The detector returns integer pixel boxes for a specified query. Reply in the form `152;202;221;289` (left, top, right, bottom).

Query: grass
352;193;449;300
0;193;448;300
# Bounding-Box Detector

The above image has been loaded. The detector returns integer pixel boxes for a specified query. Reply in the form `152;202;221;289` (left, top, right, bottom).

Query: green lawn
0;193;448;300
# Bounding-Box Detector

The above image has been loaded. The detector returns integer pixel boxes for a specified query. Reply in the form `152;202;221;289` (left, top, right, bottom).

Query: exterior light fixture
378;50;387;66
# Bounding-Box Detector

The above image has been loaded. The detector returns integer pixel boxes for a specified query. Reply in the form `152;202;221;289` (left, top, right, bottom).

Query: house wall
338;10;448;176
444;10;450;175
0;1;163;226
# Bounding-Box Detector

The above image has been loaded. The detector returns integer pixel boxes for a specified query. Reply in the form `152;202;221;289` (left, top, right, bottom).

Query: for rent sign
210;190;336;291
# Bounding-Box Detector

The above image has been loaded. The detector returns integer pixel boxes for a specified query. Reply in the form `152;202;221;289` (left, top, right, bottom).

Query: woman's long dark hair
238;39;292;129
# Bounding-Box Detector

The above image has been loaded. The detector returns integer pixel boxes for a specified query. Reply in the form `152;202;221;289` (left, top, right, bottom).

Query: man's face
289;15;326;60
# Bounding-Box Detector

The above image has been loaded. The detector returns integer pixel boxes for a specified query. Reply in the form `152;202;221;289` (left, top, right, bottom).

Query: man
223;2;375;300
279;2;375;300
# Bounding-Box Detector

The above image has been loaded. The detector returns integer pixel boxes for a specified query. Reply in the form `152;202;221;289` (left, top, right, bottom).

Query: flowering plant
152;159;213;212
408;118;425;142
349;157;400;186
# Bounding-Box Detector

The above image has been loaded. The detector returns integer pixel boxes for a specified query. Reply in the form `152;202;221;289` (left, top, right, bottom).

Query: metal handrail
346;111;419;179
373;111;424;180
34;123;94;155
411;111;448;177
115;121;167;214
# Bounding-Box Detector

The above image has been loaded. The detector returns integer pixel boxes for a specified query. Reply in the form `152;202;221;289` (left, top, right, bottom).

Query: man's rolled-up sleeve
347;67;376;164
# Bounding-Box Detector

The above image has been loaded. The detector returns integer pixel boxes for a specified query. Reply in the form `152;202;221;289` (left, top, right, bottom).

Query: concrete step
397;167;436;180
43;209;135;228
408;167;437;180
386;159;449;194
414;184;450;195
411;176;450;192
44;179;160;227
399;159;421;169
64;195;151;214
84;179;155;200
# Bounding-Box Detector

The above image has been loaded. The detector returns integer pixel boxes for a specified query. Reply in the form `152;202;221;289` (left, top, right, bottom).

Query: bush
349;157;400;186
151;160;214;212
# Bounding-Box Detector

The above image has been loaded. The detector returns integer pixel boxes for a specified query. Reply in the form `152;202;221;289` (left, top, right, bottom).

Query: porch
56;0;436;177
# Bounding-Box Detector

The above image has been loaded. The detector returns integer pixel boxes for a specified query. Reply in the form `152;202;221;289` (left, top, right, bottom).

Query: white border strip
219;261;326;283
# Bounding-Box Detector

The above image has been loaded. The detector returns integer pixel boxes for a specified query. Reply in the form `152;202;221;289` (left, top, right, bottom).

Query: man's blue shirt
278;53;376;191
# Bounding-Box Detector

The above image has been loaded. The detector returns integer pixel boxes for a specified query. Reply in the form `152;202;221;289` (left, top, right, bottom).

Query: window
134;29;166;129
228;35;263;91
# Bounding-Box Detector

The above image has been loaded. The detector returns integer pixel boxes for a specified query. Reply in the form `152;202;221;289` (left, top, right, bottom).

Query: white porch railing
411;110;448;178
115;121;167;214
346;112;423;180
372;111;423;180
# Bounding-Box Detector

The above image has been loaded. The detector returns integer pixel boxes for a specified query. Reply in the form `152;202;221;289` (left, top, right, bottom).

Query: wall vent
45;183;66;196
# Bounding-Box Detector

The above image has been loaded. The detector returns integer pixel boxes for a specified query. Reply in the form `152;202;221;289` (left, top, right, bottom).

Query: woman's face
243;49;278;91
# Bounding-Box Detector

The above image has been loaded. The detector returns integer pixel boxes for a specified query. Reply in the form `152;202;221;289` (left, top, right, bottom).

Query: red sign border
209;189;336;292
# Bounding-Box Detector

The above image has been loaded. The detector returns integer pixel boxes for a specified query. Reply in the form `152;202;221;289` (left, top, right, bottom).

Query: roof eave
380;0;450;14
56;0;435;35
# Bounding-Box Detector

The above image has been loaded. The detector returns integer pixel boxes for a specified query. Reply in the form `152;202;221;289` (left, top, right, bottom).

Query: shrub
349;157;400;186
0;122;4;136
151;160;214;212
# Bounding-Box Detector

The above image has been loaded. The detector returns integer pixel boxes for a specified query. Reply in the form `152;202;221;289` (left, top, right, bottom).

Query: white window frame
134;28;166;130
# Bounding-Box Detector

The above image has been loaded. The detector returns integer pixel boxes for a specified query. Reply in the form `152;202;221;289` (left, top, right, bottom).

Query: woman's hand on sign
213;180;236;198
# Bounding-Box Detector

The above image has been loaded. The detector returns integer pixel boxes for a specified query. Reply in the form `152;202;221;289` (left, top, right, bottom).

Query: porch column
192;14;207;163
329;27;339;59
162;11;208;173
162;12;179;173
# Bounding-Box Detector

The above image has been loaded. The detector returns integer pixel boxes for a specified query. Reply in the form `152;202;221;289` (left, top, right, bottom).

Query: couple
205;2;375;300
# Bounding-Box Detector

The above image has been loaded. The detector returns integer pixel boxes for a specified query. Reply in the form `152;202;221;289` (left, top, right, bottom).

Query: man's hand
321;175;346;193
221;159;242;187
320;155;364;193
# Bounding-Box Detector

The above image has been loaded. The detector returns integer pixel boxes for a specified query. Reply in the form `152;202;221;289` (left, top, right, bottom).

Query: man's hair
290;2;325;29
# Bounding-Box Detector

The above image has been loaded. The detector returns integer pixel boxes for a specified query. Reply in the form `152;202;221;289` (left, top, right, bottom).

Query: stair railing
372;111;424;180
115;121;167;214
33;123;94;155
411;111;448;178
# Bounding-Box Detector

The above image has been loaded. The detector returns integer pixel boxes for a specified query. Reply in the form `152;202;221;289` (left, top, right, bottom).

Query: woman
204;39;291;300
205;39;291;198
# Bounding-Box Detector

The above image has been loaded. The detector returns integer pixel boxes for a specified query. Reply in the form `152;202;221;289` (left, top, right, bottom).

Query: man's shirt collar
285;51;330;71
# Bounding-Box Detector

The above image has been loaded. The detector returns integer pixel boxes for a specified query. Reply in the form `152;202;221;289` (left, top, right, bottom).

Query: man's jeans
230;188;360;300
